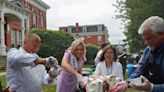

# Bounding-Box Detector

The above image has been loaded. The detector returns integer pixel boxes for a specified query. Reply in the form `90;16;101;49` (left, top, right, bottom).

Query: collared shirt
6;47;49;92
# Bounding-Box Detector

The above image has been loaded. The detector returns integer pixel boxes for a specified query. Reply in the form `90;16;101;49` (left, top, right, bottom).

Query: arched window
33;13;36;28
40;15;44;28
11;30;15;46
17;31;22;46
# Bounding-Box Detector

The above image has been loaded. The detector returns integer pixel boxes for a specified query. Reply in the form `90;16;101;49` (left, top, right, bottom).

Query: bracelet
126;80;131;88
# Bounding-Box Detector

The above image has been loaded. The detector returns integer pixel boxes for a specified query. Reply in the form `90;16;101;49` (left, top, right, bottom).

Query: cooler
127;64;138;78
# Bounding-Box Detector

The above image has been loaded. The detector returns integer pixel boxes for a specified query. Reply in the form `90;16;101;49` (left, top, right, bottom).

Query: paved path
0;72;6;76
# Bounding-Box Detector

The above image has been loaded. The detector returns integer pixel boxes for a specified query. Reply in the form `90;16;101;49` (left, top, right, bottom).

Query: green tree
114;0;164;53
31;30;74;64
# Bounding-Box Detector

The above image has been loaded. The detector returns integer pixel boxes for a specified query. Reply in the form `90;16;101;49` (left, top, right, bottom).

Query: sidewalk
0;72;6;76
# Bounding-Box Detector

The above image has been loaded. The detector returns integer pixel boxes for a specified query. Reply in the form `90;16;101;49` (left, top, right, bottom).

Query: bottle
49;56;55;65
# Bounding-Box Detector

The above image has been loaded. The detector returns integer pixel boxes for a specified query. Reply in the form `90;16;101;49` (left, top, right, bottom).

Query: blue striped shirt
131;43;164;92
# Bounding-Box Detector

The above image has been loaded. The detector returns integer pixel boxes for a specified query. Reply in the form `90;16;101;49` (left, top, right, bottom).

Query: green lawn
42;84;56;92
0;75;6;89
0;65;141;92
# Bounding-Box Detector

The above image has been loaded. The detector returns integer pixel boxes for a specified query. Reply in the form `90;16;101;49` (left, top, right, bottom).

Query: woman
56;38;86;92
94;45;123;80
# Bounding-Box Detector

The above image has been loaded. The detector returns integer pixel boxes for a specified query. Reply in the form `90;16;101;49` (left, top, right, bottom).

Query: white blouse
94;61;123;80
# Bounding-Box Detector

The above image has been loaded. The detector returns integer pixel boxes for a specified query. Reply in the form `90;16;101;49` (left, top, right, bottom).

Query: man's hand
45;56;58;67
130;75;153;91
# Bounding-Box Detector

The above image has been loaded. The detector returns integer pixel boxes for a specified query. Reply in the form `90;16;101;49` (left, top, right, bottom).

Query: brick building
0;0;50;56
59;23;109;47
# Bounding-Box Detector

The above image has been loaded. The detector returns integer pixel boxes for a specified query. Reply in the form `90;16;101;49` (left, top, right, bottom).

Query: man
118;48;128;79
94;43;107;66
130;16;164;92
6;33;58;92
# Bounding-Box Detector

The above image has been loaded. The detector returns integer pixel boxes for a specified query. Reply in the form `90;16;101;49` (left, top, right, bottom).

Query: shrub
86;44;99;64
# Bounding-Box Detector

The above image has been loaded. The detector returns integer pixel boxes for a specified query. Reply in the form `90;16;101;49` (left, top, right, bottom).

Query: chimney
75;22;79;33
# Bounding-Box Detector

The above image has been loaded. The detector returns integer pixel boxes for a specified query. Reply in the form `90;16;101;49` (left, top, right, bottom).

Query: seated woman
94;45;123;80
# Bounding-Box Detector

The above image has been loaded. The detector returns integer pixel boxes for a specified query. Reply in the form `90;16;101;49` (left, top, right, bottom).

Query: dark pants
0;81;2;92
122;64;126;79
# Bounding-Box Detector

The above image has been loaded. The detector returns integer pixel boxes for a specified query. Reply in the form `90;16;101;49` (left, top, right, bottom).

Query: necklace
106;62;113;75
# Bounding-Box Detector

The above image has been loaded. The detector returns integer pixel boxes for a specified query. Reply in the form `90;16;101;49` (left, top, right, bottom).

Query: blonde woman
94;45;123;80
56;38;86;92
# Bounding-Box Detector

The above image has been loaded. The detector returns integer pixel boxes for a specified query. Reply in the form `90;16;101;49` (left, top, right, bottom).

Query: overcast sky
42;0;126;44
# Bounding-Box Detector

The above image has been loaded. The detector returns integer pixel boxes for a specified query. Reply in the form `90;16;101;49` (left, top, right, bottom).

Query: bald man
6;33;57;92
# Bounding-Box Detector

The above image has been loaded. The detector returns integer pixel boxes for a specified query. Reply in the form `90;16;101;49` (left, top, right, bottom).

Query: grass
0;65;141;92
0;75;6;89
42;84;56;92
83;64;94;68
